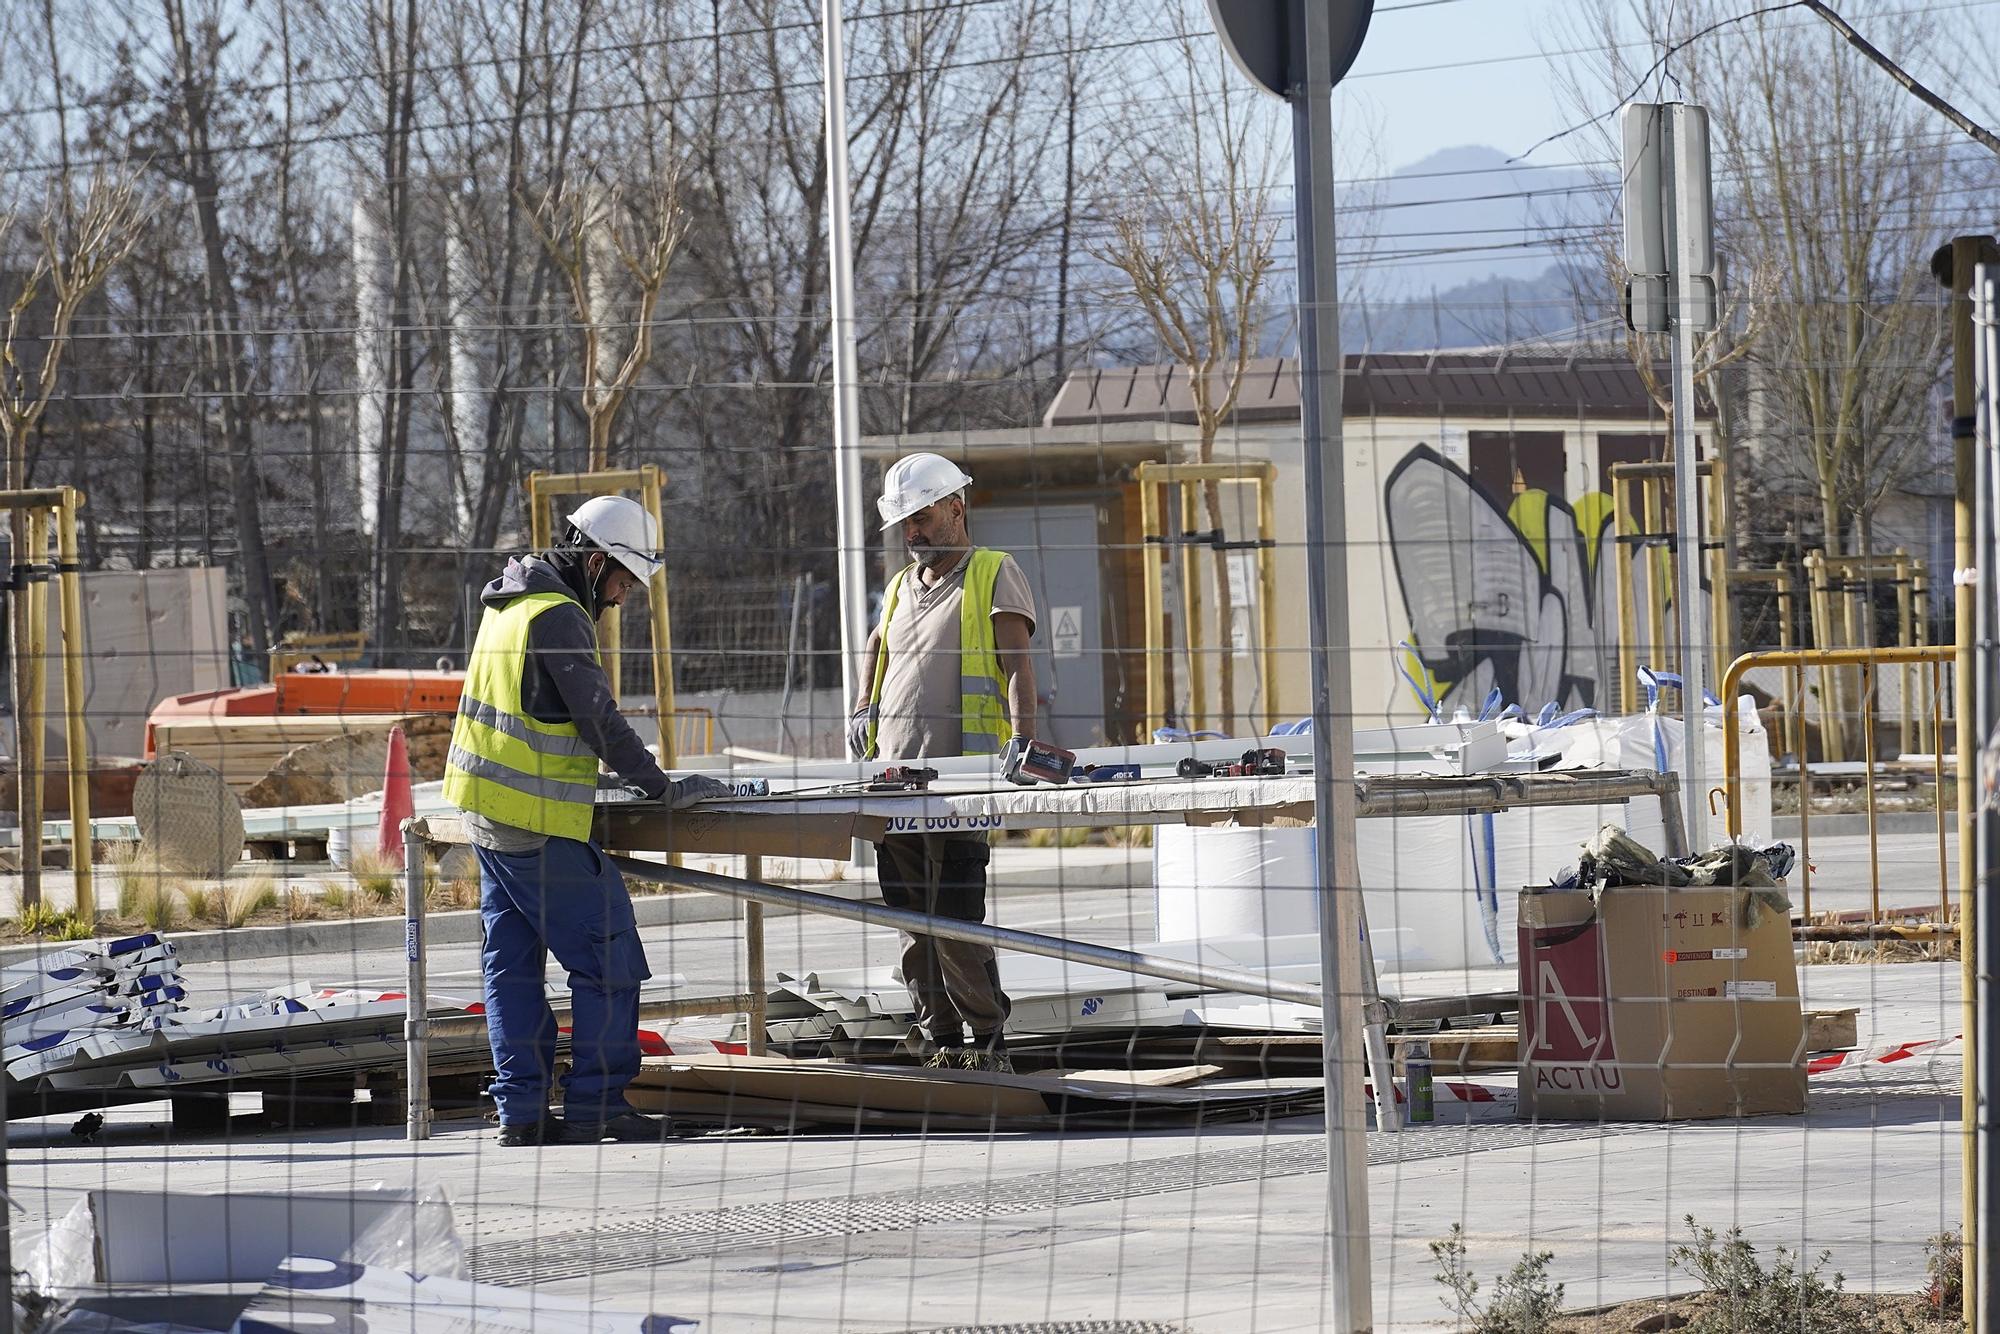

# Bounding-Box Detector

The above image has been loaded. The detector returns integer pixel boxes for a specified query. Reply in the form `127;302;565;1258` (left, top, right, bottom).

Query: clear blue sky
1334;0;1577;171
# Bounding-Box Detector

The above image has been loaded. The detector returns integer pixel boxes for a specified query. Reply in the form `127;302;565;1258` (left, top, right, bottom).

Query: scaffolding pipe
819;0;871;720
610;855;1339;1011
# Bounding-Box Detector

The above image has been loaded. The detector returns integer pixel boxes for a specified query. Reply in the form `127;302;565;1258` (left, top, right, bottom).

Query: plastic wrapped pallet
1153;819;1499;973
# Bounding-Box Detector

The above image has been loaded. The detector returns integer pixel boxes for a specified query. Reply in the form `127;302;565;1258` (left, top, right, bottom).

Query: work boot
566;1109;676;1142
960;1047;1014;1075
922;1047;964;1070
496;1117;569;1147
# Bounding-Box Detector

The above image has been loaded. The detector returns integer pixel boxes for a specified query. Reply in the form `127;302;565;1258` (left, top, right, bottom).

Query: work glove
668;774;732;810
847;704;878;761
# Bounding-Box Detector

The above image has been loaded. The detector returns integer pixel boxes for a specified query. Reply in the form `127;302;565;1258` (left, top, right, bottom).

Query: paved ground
0;851;1966;1332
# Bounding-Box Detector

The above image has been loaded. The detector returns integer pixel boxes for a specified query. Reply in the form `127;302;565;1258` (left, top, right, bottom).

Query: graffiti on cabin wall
1383;445;1624;717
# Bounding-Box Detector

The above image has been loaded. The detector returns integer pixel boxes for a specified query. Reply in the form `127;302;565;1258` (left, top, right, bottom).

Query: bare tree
152;0;284;656
0;168;147;908
273;0;345;632
407;0;594;649
647;0;1109;576
1553;0;1974;558
1090;28;1284;736
523;166;689;471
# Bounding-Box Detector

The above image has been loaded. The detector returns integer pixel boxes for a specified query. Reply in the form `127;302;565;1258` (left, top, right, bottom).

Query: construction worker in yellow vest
444;494;728;1147
850;453;1038;1073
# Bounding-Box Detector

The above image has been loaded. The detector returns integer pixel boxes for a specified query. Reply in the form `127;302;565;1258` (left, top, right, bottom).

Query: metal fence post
403;822;431;1141
1972;262;1999;1331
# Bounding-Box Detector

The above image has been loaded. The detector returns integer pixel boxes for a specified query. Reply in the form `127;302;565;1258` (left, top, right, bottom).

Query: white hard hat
565;495;663;582
877;452;974;529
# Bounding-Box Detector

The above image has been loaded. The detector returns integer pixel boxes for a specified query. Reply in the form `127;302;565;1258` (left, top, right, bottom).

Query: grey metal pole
1972;263;1999;1330
402;822;431;1141
1665;106;1710;852
612;855;1338;1008
1291;5;1372;1326
819;0;870;712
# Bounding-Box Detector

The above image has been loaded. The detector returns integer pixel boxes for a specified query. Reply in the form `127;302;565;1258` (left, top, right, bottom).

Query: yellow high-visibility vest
866;548;1011;757
442;591;601;839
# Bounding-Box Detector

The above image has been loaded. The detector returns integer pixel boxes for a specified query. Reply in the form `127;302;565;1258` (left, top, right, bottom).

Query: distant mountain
1360;144;1607;288
1341;263;1621;352
1333;145;1615;349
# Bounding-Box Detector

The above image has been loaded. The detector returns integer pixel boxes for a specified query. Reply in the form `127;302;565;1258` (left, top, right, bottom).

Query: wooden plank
1805;1007;1859;1052
1055;1064;1224;1088
1389;1026;1519;1073
153;715;419;791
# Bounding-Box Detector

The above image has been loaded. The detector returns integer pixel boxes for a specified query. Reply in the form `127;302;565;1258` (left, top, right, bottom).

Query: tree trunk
276;0;332;634
1203;475;1236;736
7;438;41;908
368;0;420;663
164;0;276;659
135;342;158;571
1052;2;1077;390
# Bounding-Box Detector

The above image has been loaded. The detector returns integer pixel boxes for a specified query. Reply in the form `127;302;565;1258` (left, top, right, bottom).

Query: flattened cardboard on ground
1518;886;1806;1121
626;1053;1321;1130
632;1053;1046;1119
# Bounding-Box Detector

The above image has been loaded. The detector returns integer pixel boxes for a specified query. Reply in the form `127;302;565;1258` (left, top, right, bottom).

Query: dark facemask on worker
551;536;614;620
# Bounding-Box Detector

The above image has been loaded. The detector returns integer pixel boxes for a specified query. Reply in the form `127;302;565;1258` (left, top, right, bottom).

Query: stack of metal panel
1;932;494;1097
26;986;492;1094
2;934;187;1085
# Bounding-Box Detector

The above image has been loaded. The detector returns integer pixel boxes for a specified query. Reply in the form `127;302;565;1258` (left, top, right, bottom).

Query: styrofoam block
231;1257;696;1333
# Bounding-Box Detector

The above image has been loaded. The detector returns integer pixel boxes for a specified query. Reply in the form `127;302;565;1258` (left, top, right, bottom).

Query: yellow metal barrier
1612;458;1729;715
671;707;714;758
616;705;714;761
526;466;678;767
1135;461;1280;738
1720;645;1952;923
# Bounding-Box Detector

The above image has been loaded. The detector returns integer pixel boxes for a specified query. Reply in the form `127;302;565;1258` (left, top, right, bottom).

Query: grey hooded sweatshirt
460;552;670;852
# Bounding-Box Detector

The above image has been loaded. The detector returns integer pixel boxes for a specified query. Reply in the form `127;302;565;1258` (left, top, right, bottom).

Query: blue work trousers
475;837;651;1125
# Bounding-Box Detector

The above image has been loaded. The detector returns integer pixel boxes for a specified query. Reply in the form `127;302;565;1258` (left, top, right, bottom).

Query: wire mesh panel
0;0;1988;1330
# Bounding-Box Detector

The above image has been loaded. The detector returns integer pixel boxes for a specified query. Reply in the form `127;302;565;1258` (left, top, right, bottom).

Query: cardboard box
1518;886;1806;1120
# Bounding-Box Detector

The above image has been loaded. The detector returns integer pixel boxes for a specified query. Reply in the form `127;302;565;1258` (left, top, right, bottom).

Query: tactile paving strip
897;1324;1191;1334
467;1120;1651;1284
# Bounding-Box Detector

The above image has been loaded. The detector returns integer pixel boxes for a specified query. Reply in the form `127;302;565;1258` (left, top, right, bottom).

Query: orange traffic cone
377;724;415;861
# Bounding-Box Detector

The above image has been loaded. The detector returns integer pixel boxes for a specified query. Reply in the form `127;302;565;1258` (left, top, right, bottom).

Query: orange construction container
144;671;465;758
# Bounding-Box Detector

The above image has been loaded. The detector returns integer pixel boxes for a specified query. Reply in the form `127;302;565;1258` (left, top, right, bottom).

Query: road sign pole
1205;6;1377;1324
1665;106;1711;851
1293;7;1373;1329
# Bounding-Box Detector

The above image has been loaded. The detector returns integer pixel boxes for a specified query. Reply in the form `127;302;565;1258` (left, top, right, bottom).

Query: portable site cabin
860;352;1713;747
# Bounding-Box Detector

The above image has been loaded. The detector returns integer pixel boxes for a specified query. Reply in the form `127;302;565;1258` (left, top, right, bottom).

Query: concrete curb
1771;812;1947;838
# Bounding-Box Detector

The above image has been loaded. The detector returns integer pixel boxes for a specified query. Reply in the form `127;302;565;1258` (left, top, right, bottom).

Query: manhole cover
133;751;244;876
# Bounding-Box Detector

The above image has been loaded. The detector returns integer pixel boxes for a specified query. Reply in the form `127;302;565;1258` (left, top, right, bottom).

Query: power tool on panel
1177;747;1287;780
1240;747;1287;776
868;766;939;792
1000;737;1076;786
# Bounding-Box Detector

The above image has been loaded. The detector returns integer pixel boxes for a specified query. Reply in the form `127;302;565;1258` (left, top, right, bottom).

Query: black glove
668;774;732;810
847;704;878;761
